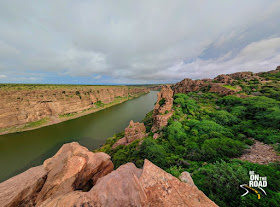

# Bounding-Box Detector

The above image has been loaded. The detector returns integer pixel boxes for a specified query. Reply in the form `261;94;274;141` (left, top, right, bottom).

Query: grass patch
59;112;78;118
222;85;238;90
21;118;49;129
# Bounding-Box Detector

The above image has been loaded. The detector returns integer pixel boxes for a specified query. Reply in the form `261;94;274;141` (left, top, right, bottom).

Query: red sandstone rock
214;74;233;84
139;160;217;207
151;85;174;132
173;78;210;94
209;83;235;95
153;133;159;139
112;120;146;149
1;143;217;207
0;165;47;207
0;86;149;129
39;160;217;207
35;142;114;205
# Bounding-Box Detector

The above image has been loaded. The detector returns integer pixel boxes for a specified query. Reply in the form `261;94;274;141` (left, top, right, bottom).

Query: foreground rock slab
0;166;47;207
0;142;217;207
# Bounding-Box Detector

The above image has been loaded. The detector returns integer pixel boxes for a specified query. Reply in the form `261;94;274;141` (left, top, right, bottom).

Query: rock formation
173;79;211;94
0;142;114;207
0;86;149;130
214;74;232;84
179;171;195;187
173;70;261;96
208;83;235;95
151;85;174;132
112;120;146;149
0;142;217;207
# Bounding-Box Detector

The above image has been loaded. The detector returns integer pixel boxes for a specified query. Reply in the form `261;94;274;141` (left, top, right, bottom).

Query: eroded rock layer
151;85;174;132
0;142;217;207
173;70;264;95
0;86;149;129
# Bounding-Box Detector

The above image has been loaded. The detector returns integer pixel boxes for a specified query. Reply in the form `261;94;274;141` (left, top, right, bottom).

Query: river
0;91;158;182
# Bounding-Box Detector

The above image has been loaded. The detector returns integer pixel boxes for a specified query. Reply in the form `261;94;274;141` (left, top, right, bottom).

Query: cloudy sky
0;0;280;84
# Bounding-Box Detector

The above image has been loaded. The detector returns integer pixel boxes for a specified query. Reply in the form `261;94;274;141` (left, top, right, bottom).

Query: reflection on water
0;91;158;182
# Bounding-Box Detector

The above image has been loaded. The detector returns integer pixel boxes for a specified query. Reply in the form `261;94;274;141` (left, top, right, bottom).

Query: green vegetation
222;84;238;90
97;73;280;206
94;101;105;107
159;98;166;106
59;112;77;118
0;118;50;133
259;71;280;81
22;118;49;129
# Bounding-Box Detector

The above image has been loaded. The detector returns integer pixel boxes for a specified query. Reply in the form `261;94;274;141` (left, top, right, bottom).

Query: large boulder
39;160;217;207
36;142;114;205
0;165;47;207
1;143;217;207
179;171;195;187
139;160;217;207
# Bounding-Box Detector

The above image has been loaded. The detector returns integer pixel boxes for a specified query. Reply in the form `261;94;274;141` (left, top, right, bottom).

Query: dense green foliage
97;74;280;206
193;160;280;207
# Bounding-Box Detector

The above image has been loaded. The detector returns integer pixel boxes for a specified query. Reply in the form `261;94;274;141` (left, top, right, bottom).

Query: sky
0;0;280;85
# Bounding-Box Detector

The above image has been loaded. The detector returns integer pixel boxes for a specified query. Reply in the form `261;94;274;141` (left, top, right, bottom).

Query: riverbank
0;91;149;135
0;91;158;182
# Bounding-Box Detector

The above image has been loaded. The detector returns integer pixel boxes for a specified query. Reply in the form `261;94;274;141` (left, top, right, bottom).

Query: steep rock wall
0;86;149;129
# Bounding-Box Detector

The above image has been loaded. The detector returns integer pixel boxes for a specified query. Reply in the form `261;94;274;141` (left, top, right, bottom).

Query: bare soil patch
239;140;280;164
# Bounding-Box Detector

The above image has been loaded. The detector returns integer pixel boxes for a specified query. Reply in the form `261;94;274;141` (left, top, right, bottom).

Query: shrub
201;138;246;160
159;98;166;106
192;160;280;207
137;138;167;168
210;110;239;126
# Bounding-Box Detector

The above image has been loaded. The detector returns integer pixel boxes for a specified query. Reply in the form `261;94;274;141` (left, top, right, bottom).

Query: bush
217;95;243;106
192;160;280;207
137;138;167;168
201;138;246;160
210;110;239;126
159;98;165;106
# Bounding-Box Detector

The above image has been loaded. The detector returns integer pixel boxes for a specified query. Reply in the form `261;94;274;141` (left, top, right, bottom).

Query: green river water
0;91;158;182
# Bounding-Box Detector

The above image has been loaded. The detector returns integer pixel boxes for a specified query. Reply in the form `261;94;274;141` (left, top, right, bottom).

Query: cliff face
173;71;261;95
0;142;217;207
151;85;174;132
0;86;149;129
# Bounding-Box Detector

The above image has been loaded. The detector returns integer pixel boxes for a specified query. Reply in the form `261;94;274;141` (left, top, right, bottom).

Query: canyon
1;66;279;206
0;85;149;133
0;142;217;207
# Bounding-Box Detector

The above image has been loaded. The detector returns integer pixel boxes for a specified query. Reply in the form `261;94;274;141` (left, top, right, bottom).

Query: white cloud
0;75;7;79
0;0;279;83
172;37;280;80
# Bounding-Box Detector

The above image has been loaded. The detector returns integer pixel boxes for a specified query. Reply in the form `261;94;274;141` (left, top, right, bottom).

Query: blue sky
0;0;280;84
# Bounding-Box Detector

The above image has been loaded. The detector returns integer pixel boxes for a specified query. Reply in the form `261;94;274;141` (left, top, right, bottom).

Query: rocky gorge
0;85;149;134
1;66;280;206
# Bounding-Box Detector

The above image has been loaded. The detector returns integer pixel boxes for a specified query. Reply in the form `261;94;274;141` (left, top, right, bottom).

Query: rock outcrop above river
0;86;149;130
112;120;146;149
151;85;174;132
0;142;217;207
173;70;263;95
